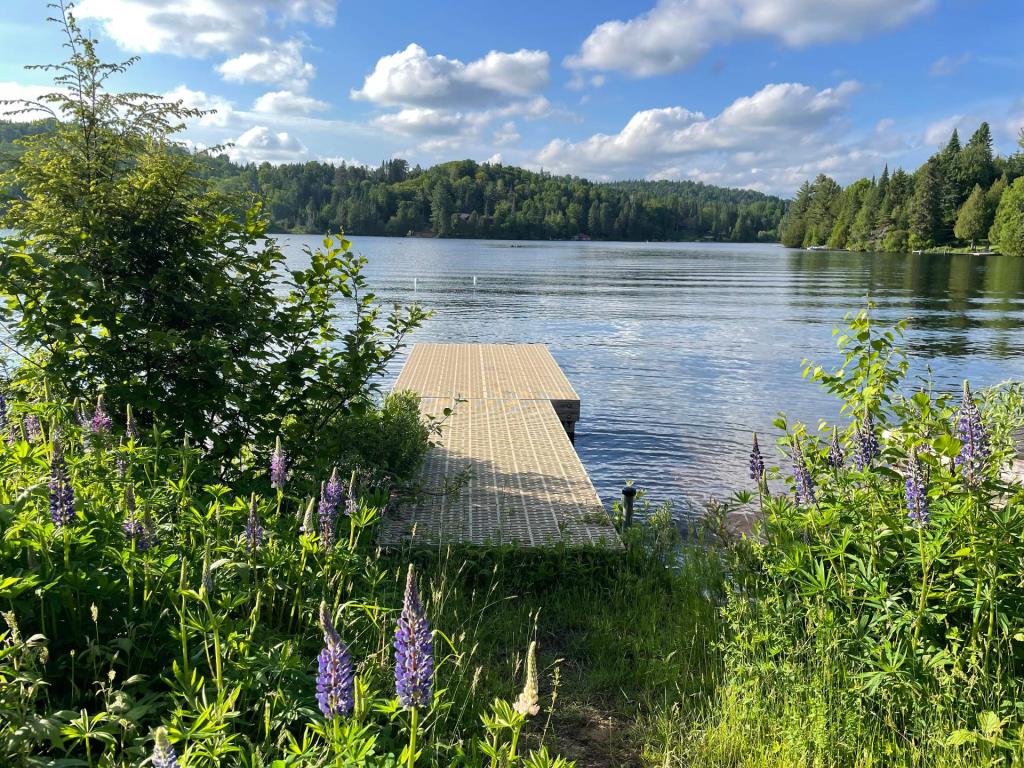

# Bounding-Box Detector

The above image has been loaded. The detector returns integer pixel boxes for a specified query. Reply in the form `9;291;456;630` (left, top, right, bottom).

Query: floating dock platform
380;344;620;548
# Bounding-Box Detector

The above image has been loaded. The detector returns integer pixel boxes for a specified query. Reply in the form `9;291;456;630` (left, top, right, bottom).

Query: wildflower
270;437;288;490
316;601;355;718
245;494;263;553
749;433;765;483
151;727;179;768
791;440;816;505
49;435;75;527
201;558;214;596
394;564;434;709
25;414;41;442
905;447;929;526
827;426;844;469
125;404;138;442
0;391;7;431
115;455;127;478
854;412;880;470
513;641;540;717
301;497;316;534
318;470;343;549
122;483;152;551
91;395;112;434
954;381;989;486
345;494;357;517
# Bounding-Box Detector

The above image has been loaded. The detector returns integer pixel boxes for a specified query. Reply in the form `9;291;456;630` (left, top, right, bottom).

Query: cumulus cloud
352;44;550;108
227;125;308;164
76;0;335;56
493;121;521;146
164;85;236;127
535;81;881;194
252;89;329;114
568;0;934;76
217;39;315;86
0;81;68;121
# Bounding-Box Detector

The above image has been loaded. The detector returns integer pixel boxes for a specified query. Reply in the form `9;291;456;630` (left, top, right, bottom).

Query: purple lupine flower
25;414;41;442
954;381;989;486
791;440;816;506
345;494;357;518
91;396;112;434
854;412;880;470
905;447;929;526
270;437;288;490
316;601;355;718
125;404;138;442
827;426;844;469
115;455;127;478
749;433;765;483
49;435;75;527
318;470;343;549
0;391;7;431
151;727;179;768
394;565;434;709
245;494;263;553
122;482;152;551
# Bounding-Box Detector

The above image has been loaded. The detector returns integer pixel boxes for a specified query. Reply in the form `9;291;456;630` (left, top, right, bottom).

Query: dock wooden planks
380;344;620;548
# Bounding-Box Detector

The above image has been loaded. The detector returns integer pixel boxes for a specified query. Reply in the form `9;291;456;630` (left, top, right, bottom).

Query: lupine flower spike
122;482;151;550
151;727;179;768
318;470;343;549
905;447;929;526
270;437;288;490
749;433;765;484
91;395;112;434
513;641;540;717
855;411;880;470
791;439;816;505
827;426;844;469
245;493;263;553
49;434;75;527
955;381;989;486
201;556;214;596
316;601;355;718
25;414;41;442
301;497;316;534
125;404;138;442
395;564;434;709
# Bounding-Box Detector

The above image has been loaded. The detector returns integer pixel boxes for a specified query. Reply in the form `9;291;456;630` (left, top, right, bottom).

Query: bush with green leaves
0;391;575;768
684;310;1024;765
0;5;426;471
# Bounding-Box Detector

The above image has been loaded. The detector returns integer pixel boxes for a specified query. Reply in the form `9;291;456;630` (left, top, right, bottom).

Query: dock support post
622;485;637;528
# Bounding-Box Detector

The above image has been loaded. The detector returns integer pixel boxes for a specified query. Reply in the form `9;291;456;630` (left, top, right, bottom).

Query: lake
273;235;1024;516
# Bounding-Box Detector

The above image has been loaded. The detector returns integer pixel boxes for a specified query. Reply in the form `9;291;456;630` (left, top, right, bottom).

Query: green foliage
989;176;1024;257
0;8;427;470
784;121;1022;254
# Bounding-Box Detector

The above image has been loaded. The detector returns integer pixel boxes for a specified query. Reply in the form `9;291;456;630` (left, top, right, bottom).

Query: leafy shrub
0;7;426;471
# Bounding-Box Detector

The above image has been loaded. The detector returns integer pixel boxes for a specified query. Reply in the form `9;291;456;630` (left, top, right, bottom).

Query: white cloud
0;81;68;121
76;0;336;56
252;89;329;114
493;121;520;146
217;39;315;86
486;153;503;165
351;43;550;108
227;125;308;164
930;53;971;77
568;0;934;76
535;81;881;194
164;85;235;127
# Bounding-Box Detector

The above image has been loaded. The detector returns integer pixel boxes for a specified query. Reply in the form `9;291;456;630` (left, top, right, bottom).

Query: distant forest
781;123;1024;256
1;120;784;242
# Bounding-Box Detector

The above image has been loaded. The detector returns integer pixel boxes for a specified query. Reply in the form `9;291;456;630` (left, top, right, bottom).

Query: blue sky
2;0;1022;196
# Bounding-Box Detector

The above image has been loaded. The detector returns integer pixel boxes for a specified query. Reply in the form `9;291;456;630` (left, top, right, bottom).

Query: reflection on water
275;236;1024;515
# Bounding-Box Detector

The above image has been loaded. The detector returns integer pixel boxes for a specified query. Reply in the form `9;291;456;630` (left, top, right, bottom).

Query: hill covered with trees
3;119;785;242
781;123;1024;255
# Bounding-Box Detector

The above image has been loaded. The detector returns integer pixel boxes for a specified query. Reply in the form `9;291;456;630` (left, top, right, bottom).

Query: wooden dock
380;344;620;548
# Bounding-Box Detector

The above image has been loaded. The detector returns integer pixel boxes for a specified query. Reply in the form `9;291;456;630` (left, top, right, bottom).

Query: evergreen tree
960;122;996;191
953;184;989;249
781;181;812;247
909;158;942;250
990;177;1024;256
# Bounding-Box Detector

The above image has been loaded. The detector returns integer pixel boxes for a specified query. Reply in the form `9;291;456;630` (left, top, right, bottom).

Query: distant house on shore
571;233;592;241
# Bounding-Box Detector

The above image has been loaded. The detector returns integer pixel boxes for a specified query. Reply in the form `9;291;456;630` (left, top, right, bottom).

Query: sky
1;0;1022;197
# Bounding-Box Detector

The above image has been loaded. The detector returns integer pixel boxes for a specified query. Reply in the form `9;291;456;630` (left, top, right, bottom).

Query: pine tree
954;184;989;249
909;158;942;250
781;181;812;247
960;122;996;191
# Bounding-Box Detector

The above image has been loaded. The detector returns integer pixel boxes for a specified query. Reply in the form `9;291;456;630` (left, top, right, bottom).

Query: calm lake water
274;235;1024;517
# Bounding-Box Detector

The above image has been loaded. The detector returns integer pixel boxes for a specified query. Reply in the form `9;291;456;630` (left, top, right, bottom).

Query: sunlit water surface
262;237;1024;515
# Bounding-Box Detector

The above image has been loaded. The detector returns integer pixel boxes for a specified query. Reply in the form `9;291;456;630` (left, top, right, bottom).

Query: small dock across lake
380;344;621;549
